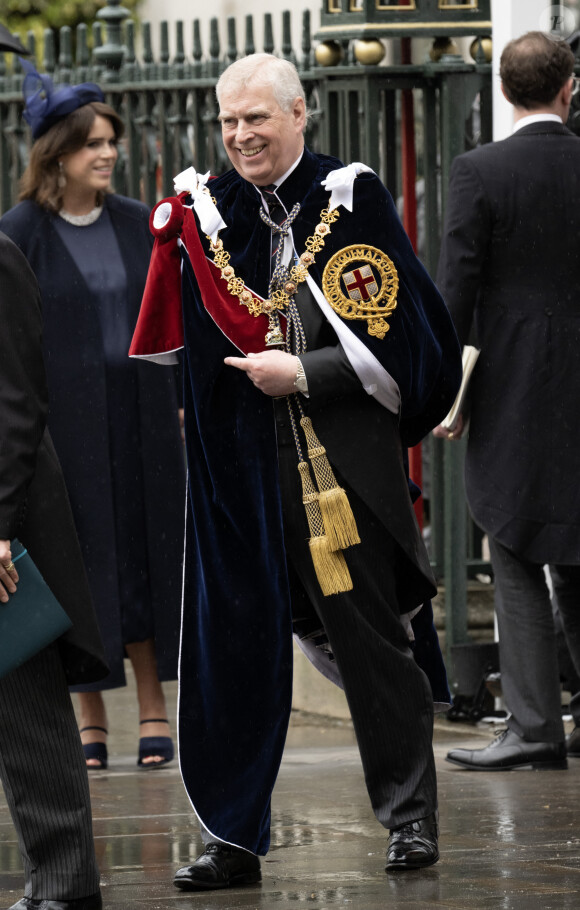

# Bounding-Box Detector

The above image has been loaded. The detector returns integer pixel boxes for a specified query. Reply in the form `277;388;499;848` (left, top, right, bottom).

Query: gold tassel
300;416;360;551
318;486;361;552
309;535;353;596
297;461;353;595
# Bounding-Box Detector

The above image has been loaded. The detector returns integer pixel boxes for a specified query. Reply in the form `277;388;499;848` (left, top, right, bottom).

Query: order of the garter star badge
322;244;399;339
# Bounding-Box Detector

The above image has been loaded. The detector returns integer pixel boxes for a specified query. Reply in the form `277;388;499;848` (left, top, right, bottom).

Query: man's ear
560;76;574;108
292;96;307;133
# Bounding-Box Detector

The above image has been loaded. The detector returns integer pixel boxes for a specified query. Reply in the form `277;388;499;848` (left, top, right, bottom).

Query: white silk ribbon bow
320;162;375;212
173;166;227;242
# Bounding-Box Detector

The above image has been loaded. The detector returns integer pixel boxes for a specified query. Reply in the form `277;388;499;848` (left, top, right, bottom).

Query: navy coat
0;195;185;687
133;149;461;853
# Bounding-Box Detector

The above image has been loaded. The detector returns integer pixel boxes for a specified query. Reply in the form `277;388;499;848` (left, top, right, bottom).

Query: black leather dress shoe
8;894;102;910
446;728;568;771
174;842;261;891
385;812;439;871
566;725;580;757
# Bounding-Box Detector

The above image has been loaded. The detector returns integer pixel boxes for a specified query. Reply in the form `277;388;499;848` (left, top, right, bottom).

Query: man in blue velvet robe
131;53;461;891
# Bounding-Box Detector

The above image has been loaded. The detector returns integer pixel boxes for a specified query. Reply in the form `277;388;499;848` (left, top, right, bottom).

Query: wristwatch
293;357;308;394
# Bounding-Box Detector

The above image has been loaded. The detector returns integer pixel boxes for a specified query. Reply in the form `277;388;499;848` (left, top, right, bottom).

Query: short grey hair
216;53;307;117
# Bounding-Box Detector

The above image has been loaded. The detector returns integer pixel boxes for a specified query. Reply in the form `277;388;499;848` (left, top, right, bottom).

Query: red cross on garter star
343;264;379;301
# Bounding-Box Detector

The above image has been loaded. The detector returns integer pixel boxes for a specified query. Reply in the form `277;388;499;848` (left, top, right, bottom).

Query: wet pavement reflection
0;678;579;908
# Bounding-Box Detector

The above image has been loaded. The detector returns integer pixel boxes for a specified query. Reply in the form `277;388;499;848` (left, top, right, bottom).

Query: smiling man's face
218;82;305;187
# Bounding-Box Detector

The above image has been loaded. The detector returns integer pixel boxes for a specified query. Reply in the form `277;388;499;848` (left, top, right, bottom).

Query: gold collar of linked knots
207;204;341;318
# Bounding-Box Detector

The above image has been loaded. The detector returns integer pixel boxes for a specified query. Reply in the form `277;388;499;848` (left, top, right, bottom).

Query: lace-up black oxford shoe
445;728;568;771
173;842;261;891
8;894;102;910
566;725;580;757
385;812;439;871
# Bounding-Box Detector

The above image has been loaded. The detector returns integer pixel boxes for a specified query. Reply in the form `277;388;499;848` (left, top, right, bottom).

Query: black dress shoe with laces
566;725;580;757
446;728;567;771
385;812;439;871
8;894;102;910
174;842;261;891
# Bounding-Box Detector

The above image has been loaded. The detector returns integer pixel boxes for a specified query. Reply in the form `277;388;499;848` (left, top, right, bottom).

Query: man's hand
432;413;465;440
0;539;18;603
224;351;300;397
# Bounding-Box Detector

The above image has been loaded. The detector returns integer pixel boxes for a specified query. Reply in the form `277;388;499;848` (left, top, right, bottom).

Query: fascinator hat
20;58;104;140
0;24;28;55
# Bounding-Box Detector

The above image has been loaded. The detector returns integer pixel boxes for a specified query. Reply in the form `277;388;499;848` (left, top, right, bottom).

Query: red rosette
149;195;185;241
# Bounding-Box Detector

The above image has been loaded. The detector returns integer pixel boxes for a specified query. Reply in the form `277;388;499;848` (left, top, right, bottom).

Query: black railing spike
264;13;274;55
58;26;73;83
160;21;170;64
124;21;136;64
193;20;203;78
175;21;186;76
159;21;170;81
142;22;153;64
77;24;89;66
226;18;237;64
245;15;255;57
91;22;104;82
43;28;55;74
301;10;312;72
281;11;295;64
26;31;36;63
209;18;220;78
124;21;140;82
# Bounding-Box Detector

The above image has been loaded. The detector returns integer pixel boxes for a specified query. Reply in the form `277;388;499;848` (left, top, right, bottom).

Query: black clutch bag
0;539;72;680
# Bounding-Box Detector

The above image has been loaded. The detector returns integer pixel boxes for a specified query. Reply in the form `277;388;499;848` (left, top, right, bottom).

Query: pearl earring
58;161;66;189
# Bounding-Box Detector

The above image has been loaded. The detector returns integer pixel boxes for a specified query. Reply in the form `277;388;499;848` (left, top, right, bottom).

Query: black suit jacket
0;231;107;683
437;121;580;563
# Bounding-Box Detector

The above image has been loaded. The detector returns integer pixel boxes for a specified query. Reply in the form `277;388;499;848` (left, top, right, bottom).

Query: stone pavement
0;676;579;909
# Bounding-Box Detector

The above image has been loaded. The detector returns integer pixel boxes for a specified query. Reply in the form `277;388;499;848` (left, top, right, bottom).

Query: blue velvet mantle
169;149;461;855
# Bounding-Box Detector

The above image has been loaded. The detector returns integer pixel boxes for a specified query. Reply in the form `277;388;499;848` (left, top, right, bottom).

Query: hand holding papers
439;345;480;436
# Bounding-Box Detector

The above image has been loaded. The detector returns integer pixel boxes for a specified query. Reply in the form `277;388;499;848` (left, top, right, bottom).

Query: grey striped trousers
0;643;100;900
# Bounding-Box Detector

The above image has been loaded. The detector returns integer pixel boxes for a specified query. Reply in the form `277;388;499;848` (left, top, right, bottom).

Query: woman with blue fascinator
0;63;185;771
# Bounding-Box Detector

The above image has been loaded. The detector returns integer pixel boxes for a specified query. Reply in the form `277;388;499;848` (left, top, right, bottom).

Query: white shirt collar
512;113;562;134
255;151;304;205
267;151;304;189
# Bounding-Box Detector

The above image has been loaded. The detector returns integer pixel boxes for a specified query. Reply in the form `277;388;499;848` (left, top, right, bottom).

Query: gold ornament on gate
322;244;399;339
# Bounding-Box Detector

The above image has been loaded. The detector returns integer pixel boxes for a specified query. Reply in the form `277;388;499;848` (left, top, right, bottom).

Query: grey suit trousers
0;642;100;900
489;537;580;742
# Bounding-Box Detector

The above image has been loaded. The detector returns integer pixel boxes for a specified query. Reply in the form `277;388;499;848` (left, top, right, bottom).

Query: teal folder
0;539;73;679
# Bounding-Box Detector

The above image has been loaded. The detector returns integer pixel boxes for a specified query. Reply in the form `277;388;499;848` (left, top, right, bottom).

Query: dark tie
261;184;286;270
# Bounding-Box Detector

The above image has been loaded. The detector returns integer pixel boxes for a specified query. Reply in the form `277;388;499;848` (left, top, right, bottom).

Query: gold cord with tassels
300;416;360;552
288;406;354;595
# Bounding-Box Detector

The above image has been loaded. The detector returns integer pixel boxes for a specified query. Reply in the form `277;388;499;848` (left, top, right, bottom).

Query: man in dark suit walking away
436;31;580;771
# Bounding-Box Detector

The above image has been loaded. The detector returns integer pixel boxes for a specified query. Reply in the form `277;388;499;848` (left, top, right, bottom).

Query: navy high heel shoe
138;718;174;769
79;725;108;770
